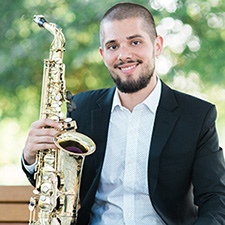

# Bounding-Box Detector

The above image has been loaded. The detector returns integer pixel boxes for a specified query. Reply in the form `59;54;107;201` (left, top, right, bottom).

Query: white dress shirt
89;79;165;225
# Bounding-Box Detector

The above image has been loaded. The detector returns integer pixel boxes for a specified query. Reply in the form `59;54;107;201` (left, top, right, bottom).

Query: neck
118;74;157;112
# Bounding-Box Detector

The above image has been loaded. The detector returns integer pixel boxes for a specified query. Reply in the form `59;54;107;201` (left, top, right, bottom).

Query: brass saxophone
28;15;96;225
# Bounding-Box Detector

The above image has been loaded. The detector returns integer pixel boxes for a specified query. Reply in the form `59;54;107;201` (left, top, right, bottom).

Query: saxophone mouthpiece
33;15;47;28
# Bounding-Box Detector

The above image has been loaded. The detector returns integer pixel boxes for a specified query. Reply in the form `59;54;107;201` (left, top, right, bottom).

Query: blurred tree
1;0;225;118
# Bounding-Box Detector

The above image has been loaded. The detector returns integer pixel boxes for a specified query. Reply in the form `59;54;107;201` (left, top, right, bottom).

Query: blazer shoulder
174;88;214;108
68;87;115;119
173;87;217;124
161;81;217;120
73;87;115;105
161;80;214;109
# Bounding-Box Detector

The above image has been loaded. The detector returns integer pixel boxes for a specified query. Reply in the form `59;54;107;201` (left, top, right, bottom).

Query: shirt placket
123;109;139;225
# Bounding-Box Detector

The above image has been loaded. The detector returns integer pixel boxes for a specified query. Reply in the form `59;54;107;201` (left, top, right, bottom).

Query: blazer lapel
90;87;116;173
148;81;182;196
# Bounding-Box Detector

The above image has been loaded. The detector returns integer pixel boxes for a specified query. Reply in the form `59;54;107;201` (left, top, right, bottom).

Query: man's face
100;17;162;93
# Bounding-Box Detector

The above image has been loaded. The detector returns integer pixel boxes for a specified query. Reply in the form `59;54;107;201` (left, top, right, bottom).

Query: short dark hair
100;2;158;46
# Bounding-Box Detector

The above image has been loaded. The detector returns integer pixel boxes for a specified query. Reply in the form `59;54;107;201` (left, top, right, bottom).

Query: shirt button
127;212;132;218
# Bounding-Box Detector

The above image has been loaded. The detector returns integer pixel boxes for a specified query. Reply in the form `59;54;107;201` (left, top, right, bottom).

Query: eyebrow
105;34;144;47
127;34;144;40
105;40;117;46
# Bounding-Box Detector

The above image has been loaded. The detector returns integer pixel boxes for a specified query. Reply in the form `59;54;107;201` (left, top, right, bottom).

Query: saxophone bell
54;130;96;156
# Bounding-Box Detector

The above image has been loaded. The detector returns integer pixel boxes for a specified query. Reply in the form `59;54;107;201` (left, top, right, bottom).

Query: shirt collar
111;76;162;113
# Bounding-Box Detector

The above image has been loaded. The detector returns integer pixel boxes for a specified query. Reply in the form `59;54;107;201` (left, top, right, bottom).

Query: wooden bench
0;185;33;224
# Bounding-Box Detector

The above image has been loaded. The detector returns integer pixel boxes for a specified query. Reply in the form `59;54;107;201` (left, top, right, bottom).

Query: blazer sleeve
192;105;225;224
21;157;36;187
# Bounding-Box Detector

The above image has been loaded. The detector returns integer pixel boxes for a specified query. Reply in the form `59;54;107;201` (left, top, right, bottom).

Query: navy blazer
23;81;225;225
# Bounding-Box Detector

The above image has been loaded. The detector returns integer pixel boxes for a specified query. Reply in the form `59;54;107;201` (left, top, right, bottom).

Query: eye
132;40;141;46
108;45;118;50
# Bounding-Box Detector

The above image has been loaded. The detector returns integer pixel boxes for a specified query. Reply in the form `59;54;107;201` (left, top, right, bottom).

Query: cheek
104;54;117;67
141;51;155;66
140;47;154;58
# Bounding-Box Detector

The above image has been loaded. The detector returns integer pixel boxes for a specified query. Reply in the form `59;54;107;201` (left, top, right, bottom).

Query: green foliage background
0;0;225;184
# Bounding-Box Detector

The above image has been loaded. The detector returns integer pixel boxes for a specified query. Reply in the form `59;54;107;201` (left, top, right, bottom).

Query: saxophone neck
33;15;65;60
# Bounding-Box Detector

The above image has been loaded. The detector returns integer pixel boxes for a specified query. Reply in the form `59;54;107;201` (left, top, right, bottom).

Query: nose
117;45;132;61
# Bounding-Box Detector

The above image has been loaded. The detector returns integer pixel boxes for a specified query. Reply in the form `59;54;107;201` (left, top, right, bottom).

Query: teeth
121;65;136;71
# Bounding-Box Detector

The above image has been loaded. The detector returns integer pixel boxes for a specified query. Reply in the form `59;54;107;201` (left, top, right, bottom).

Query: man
22;2;225;225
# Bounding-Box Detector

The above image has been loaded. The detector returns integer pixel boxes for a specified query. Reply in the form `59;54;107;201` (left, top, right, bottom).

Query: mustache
113;60;143;69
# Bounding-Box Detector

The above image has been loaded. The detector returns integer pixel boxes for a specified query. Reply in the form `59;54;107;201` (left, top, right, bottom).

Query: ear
99;47;104;58
99;46;107;67
155;36;163;57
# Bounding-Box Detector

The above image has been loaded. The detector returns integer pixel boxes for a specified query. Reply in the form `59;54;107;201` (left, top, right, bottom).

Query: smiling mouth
119;64;137;72
114;60;143;72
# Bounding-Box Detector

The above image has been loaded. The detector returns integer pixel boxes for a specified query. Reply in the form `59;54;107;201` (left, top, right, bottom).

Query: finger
25;133;57;153
23;142;58;165
24;135;57;155
33;136;56;145
32;128;59;137
31;118;62;129
30;143;58;152
28;124;60;139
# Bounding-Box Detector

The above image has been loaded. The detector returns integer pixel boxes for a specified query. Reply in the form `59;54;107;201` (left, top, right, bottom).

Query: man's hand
23;118;62;165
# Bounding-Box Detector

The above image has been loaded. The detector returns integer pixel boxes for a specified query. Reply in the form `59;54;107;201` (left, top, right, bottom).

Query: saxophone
28;15;96;225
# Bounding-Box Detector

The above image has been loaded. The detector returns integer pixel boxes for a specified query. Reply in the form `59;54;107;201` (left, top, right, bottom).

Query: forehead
101;17;151;44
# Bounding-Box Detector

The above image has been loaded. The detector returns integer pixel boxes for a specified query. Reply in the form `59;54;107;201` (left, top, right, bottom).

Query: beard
109;60;155;93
